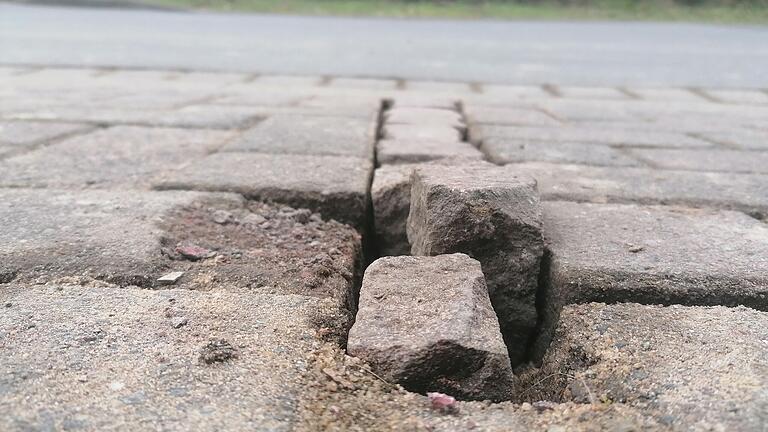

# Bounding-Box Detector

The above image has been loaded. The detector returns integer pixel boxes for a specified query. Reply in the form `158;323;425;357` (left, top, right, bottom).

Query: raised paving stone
481;137;640;167
154;152;373;227
377;139;484;165
221;114;375;159
408;164;544;364
371;160;494;257
534;302;768;431
0;189;241;286
471;124;712;148
347;254;514;401
510;161;768;218
0;285;343;432
0;126;234;189
627;147;768;174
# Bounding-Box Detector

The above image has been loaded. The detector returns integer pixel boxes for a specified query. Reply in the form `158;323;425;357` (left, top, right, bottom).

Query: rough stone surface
0;189;241;286
510;161;768;218
0;126;234;189
407;164;544;364
0;285;344;432
221;114;375;159
471;124;713;148
347;254;514;401
531;302;768;431
627;147;768;174
154;152;373;227
377;139;484;165
481;137;640;167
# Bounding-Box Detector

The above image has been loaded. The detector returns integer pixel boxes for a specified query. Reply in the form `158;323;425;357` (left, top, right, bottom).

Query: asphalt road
1;2;767;87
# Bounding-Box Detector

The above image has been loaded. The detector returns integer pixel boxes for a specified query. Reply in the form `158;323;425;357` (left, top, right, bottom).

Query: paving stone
377;139;484;165
407;164;544;364
0;120;92;147
627;147;768;173
0;126;234;189
389;94;458;109
154;152;373;227
472;85;551;101
481;137;640;167
471;124;712;148
704;88;768;105
698;128;768;150
0;284;344;432
534;100;640;122
628;87;706;102
555;86;630;100
330;77;398;90
196;89;308;107
221;115;375;159
7;104;264;130
463;106;560;128
405;81;472;94
534;201;768;358
0;188;241;286
386;107;464;127
533;302;768;431
371;160;494;257
383;124;463;142
253;75;322;86
348;254;514;401
510;162;768;218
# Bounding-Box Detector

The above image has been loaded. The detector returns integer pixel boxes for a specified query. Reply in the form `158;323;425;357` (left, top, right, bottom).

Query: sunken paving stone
0;284;345;432
347;254;514;402
371;160;494;257
533;302;768;431
0;126;235;189
383;124;463;142
470;124;713;148
510;162;768;218
407;164;544;365
627;147;768;174
0;189;242;286
385;107;464;127
154;152;373;228
481;138;641;167
377;139;484;165
221;114;376;159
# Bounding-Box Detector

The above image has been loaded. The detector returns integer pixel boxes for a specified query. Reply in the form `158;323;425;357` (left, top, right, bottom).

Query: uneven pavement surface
1;66;767;431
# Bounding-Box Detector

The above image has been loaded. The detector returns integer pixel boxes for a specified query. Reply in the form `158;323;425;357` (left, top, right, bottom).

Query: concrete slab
0;126;234;189
509;162;768;218
535;302;768;431
0;285;343;432
481;138;640;167
154;152;373;227
221;115;375;159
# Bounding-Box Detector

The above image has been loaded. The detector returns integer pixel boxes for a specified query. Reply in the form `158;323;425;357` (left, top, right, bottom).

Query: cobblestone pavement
1;66;767;431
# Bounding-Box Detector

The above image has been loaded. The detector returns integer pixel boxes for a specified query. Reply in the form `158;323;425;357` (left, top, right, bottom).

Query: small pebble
171;317;188;329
